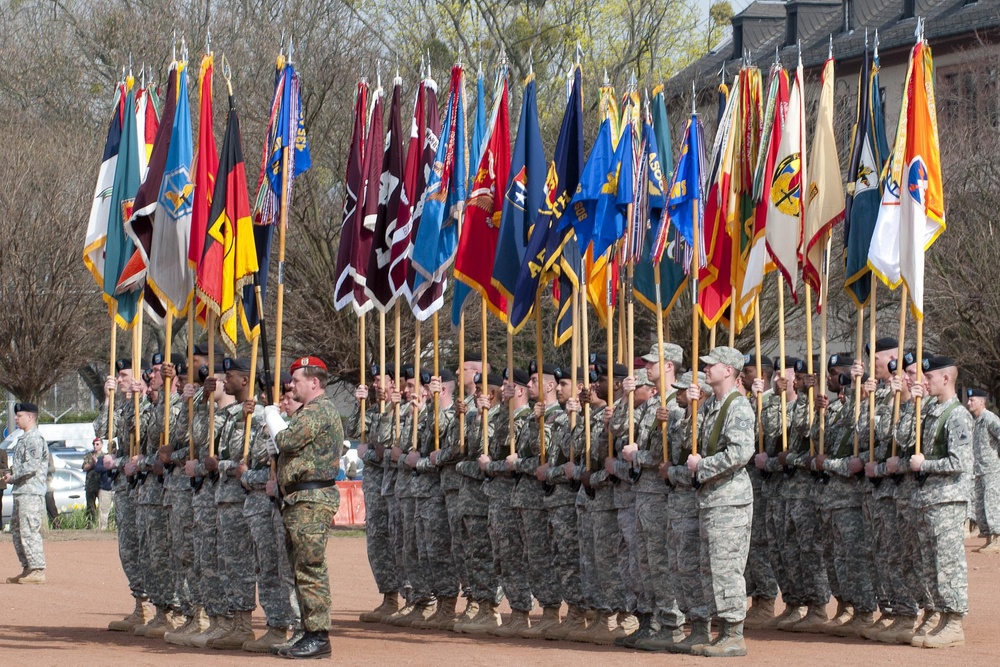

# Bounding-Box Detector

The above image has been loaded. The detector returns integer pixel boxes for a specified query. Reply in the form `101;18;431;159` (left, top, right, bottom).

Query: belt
282;479;338;495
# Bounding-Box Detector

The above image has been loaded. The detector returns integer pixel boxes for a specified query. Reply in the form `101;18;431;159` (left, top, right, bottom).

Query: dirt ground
0;530;997;666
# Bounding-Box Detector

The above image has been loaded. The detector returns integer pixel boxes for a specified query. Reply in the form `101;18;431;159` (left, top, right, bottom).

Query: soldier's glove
263;405;288;441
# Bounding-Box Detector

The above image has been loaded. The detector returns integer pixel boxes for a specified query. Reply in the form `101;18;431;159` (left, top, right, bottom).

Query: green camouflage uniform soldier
5;403;48;586
966;388;1000;553
677;347;755;658
481;369;533;637
267;356;342;659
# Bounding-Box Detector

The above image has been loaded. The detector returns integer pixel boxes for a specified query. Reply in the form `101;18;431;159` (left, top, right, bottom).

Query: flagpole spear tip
691;81;696;113
206;26;211;55
575;40;581;65
829;34;833;60
603;68;609;86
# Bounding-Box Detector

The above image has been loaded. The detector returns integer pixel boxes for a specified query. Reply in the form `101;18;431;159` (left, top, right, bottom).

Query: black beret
528;360;563;379
922;356;956;373
777;356;801;372
486;373;504;387
828;354;854;369
865;337;898;356
193;343;225;357
503;367;531;387
968;388;988;399
115;358;132;372
793;359;807;374
438;369;456;383
401;365;416;380
903;351;931;369
464;351;483;363
588;353;608;366
13;402;38;414
151;352;165;366
743;353;772;369
371;363;396;379
419;370;431;385
223;357;252;373
169;353;185;367
280;371;293;387
175;361;188;376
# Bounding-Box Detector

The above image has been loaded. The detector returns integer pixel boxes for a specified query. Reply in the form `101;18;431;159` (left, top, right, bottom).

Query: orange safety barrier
332;480;366;527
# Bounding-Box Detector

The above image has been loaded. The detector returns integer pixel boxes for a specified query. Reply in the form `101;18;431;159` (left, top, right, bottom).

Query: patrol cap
700;346;745;372
968;388;988;399
828;353;854;370
743;353;772;369
672;371;710;395
503;367;531;387
634;368;656;387
290;356;327;373
865;337;898;356
13;402;38;414
641;343;684;366
223;357;252;374
922;355;956;373
115;358;133;372
528;360;563;380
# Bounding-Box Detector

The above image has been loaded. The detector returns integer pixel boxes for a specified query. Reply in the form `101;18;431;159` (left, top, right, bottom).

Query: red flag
387;80;426;298
333;81;369;312
191;55;218;325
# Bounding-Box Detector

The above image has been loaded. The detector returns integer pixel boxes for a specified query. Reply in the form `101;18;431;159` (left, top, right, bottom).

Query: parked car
1;457;86;529
2;425;94;471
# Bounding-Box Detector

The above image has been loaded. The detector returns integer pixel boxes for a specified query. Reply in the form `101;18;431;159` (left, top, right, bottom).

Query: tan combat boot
147;609;185;639
134;605;167;637
634;624;686;651
701;620;748;658
822;600;853;635
744;597;777;630
413;596;457;630
17;569;45;585
451;600;482;633
980;535;1000;554
210;610;256;650
835;609;875;638
775;605;807;631
667;619;711;655
109;597;152;632
166;606;209;646
359;593;400;623
492;609;531;637
615;612;639;637
189;615;233;648
543;605;586;640
789;604;829;633
921;612;965;649
521;606;560;639
6;567;29;584
242;625;290;653
463;602;502;636
393;600;436;628
860;614;893;641
889;615;920;644
910;610;942;648
383;602;415;626
570;611;616;644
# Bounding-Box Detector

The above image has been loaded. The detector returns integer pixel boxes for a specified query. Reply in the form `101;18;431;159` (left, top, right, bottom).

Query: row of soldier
94;346;304;654
352;338;989;655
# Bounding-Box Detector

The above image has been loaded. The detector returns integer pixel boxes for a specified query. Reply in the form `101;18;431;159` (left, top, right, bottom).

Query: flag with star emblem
83;83;125;291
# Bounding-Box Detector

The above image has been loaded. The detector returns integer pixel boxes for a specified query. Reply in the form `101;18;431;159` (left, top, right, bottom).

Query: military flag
652;113;705;257
83;84;125;290
728;67;762;332
844;47;889;308
766;62;805;296
134;84;159;173
195;90;259;352
404;79;443;314
454;66;511;323
388;78;429;299
190;55;219;325
333;80;370;312
451;69;487;323
351;82;384;313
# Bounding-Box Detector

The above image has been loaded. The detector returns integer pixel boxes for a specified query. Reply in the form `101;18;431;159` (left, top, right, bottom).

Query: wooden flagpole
507;329;515;456
359;312;367;444
133;300;143;453
480;302;488;457
379;310;387;414
581;265;591;470
432;312;440;450
691;206;701;456
412;317;421;452
617;282;626;364
163;311;174;447
108;305;118;446
187;309;195;458
272;144;290;405
804;285;815;456
534;293;545;461
913;311;923;457
817;233;831;454
654;269;669;462
891;287;908;457
754;297;764;453
606;272;615;458
626;261;635;447
207;311;217;457
867;282;877;458
394;301;402;440
852;304;863;457
243;333;260;461
777;276;788;451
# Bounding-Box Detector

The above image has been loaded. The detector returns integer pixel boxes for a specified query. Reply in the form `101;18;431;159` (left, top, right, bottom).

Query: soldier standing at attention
4;402;48;585
966;388;1000;553
264;356;342;660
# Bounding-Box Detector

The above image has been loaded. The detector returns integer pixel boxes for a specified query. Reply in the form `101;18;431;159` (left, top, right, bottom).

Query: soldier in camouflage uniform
266;356;342;659
5;403;48;585
354;370;400;622
480;368;533;637
404;371;460;630
676;347;755;658
814;355;877;637
966;388;1000;553
511;363;563;638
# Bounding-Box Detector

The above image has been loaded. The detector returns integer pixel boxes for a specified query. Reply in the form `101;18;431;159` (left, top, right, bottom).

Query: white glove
265;434;279;457
263;405;288;440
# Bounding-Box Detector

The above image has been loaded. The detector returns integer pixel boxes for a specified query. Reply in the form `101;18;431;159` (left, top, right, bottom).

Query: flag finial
829;34;833;60
691;81;697;114
206;26;212;55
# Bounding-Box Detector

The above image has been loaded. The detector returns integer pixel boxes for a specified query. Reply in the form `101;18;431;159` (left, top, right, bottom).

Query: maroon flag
365;77;405;311
333;80;369;312
351;85;384;312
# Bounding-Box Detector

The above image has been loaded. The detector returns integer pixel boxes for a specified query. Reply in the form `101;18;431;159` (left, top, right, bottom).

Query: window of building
733;24;744;60
902;0;916;19
842;0;855;32
786;10;798;47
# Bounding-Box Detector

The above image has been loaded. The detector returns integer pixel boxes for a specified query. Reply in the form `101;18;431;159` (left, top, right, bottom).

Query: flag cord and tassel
581;265;592;470
412;319;421;452
432;313;440;450
852;304;864;458
691;205;701;456
394;301;402;440
480;301;489;457
457;305;466;453
507;329;515;457
359;312;367;444
243;333;260;461
133;300;143;452
817;233;832;455
187;309;195;459
606;270;615;458
805;285;815;457
163;310;174;448
379;310;387;415
913;311;923;456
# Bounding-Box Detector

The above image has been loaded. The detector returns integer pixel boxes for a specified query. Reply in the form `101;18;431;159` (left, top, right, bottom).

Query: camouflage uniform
483;404;533;612
164;394;196;616
745;389;778;602
914;396;974;615
511;404;561;609
381;402;410;599
8;426;48;571
275;394;343;633
607;398;644;615
542;404;584;608
437;394;477;602
189;395;228;618
242;408;299;629
412;404;459;600
453;402;501;605
634;393;685;628
972;409;1000;535
396;404;422;603
666;407;707;622
349;403;397;595
758;391;792;606
677;386;755;623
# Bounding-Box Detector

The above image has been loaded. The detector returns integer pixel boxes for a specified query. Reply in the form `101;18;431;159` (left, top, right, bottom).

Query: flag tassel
432;313;440;451
581;268;591;469
817;232;832;454
606;280;615;458
691;208;701;456
805;285;815;456
187;312;195;459
379;309;387;415
480;300;489;456
867;282;877;457
535;294;546;461
133;299;143;453
243;333;260;460
507;329;515;457
163;311;174;447
394;301;402;442
413;318;422;452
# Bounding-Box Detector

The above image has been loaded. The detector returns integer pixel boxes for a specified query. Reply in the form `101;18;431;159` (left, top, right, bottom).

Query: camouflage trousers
443;489;469;597
669;504;705;621
461;512;499;603
400;497;425;602
584;505;626;613
895;488;930;612
192;493;226;616
782;496;830;606
548;504;583;607
700;503;752;623
136;502;172;607
283;501;336;632
362;472;396;594
217;501;257;612
636;492;682;627
577;504;594;609
746;485;778;600
114;488;145;598
830;505;877;613
517;507;561;608
489;497;531;612
165;488;195;615
11;494;45;570
974;473;1000;535
617;503;644;614
415;494;459;599
916;501;968;615
872;492;915;616
818;502;841;601
764;493;795;606
384;494;407;597
246;504;299;628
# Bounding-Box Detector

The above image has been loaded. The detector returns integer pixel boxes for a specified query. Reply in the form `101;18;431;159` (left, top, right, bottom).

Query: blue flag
493;76;544;309
509;65;584;341
410;65;467;318
452;69;488;324
591;124;634;260
652;114;703;257
266;63;312;207
567;118;614;251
